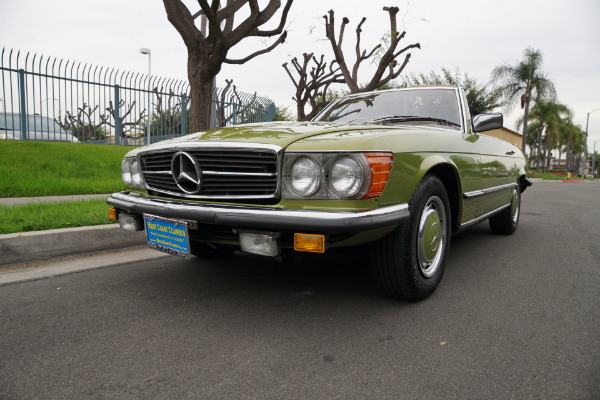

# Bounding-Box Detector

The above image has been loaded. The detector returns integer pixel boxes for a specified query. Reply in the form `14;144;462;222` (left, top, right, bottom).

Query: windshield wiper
371;116;461;128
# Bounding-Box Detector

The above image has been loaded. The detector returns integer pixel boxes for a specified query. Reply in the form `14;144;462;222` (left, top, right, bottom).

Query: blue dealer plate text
144;215;190;256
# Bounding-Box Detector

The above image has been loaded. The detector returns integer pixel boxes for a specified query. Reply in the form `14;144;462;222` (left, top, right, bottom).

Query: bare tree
106;100;147;140
285;6;420;121
163;0;294;131
55;103;110;141
282;53;344;121
149;88;187;137
215;79;234;127
324;6;420;93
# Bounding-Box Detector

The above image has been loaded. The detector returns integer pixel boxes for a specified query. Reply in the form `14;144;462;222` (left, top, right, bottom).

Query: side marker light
294;233;325;253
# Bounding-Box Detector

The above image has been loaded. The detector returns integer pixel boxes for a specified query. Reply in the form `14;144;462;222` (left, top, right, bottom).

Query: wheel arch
417;159;462;233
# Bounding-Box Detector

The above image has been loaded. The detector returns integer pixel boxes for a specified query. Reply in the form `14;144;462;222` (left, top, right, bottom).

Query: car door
474;134;520;217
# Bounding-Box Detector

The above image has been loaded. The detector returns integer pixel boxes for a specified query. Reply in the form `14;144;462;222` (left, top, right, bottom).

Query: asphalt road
1;182;599;399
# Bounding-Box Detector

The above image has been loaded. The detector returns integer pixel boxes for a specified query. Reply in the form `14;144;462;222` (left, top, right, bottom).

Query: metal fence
0;48;275;146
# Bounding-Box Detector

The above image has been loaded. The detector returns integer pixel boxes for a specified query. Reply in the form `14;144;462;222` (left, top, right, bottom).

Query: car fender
381;153;463;205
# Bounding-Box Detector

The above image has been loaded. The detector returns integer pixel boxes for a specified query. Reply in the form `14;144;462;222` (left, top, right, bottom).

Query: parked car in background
0;113;79;142
108;86;531;301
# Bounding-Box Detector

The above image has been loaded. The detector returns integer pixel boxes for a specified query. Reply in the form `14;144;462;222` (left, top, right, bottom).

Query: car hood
127;121;398;154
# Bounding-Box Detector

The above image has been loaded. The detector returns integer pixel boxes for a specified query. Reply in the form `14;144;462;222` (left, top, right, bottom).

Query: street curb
0;193;111;206
0;224;147;267
0;247;170;286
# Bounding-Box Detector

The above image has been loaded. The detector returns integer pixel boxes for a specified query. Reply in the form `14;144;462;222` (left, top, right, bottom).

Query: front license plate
144;214;191;257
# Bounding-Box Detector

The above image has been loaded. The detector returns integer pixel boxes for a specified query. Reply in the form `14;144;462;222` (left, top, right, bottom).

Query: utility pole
582;108;600;177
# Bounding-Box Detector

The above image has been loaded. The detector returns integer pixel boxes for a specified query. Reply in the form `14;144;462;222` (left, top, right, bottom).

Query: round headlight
131;160;142;187
290;157;321;196
121;159;133;185
329;156;365;197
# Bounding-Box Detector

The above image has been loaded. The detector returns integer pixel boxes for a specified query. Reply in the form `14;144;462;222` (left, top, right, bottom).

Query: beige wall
480;127;523;150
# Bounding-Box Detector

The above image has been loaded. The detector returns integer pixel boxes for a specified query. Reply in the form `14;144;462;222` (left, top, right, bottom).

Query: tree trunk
187;48;220;132
535;123;544;172
521;96;530;152
545;136;552;172
528;143;535;163
188;75;214;132
566;141;573;172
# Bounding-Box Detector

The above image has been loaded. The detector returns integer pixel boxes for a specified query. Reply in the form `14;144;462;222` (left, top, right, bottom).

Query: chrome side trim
107;192;410;233
202;171;277;177
143;170;171;175
463;182;517;199
457;203;511;230
457;86;468;134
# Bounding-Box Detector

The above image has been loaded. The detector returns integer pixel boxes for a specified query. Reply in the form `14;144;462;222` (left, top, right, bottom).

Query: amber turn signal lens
294;233;325;253
363;152;394;198
109;208;118;221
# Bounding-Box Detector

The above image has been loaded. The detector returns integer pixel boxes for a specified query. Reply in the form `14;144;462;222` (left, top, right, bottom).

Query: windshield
314;88;461;129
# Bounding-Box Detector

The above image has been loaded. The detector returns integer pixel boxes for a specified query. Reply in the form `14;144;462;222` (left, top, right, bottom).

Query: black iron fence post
181;95;187;136
18;69;27;140
114;84;120;145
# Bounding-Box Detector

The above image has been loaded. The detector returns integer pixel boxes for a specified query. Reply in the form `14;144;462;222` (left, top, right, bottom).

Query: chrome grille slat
139;145;280;199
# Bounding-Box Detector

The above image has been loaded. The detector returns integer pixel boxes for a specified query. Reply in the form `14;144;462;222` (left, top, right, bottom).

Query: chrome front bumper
107;192;409;233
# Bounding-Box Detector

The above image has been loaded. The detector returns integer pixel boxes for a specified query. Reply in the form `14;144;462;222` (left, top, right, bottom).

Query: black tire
190;242;234;259
489;186;520;235
370;175;451;301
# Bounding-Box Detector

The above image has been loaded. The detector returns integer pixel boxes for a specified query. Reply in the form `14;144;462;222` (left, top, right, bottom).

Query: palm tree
491;47;556;152
525;121;542;167
556;118;572;167
558;119;584;173
520;100;571;171
569;127;586;176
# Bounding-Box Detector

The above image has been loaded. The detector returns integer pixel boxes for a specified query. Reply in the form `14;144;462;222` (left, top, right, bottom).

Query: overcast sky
1;0;600;148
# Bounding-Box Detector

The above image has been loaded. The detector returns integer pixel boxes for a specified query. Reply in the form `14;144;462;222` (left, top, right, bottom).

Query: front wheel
370;175;451;301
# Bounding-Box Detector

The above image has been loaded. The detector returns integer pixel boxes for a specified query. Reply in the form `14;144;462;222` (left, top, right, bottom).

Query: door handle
505;151;515;155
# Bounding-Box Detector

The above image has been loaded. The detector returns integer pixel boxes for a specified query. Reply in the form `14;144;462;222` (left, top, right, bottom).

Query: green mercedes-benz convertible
108;85;530;301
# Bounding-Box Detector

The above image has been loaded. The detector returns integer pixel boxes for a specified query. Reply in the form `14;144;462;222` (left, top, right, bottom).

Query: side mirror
473;113;503;133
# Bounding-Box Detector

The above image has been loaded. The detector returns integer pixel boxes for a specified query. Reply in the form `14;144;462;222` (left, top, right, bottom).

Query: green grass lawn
527;169;585;180
0;199;117;234
0;141;133;233
0;141;132;197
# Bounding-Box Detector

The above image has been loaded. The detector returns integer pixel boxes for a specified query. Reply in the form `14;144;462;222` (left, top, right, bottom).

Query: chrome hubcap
417;196;446;278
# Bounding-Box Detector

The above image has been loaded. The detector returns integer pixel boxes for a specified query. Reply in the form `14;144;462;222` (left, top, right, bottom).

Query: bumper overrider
107;191;409;233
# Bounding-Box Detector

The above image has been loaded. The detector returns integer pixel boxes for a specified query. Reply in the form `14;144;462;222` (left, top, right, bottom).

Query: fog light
119;213;143;232
294;233;325;253
239;232;280;257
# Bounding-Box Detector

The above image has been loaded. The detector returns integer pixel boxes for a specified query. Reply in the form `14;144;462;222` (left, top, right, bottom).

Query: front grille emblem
171;152;202;194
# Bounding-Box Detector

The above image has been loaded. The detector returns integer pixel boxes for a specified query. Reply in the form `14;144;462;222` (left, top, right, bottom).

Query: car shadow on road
110;221;518;313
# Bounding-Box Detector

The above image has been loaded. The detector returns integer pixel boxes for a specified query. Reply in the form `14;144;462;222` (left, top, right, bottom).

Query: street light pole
592;140;600;178
581;108;600;178
140;48;152;145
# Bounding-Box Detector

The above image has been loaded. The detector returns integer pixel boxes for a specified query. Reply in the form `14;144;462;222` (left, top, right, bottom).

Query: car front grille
139;145;280;199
